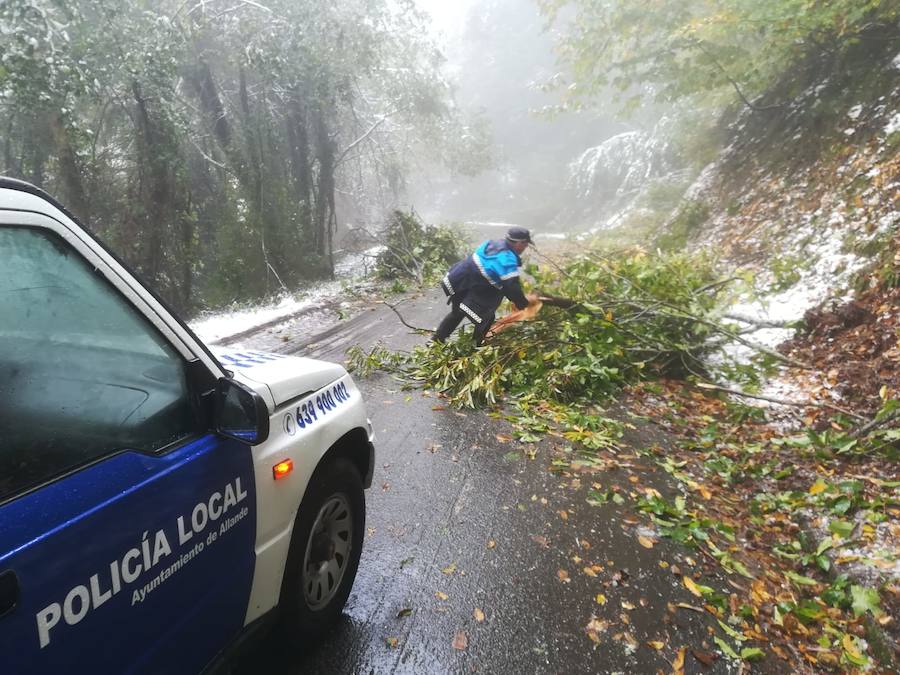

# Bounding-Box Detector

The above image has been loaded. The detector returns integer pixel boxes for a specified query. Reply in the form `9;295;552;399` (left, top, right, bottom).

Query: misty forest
2;0;900;671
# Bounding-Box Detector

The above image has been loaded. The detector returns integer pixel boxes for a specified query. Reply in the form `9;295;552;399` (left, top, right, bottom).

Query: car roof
0;176;79;223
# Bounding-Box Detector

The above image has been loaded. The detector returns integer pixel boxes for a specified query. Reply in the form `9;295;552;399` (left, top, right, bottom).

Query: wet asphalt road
232;291;773;674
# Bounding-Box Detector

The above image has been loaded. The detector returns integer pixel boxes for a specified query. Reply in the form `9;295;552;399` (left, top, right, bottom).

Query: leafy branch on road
373;210;467;287
348;244;899;670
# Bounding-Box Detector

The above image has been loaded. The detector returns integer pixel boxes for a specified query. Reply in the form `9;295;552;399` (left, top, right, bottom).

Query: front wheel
280;458;365;636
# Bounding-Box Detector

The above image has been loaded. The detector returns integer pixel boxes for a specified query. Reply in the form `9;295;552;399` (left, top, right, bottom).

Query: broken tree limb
722;313;796;329
537;294;578;309
694;382;867;420
696;277;741;295
849;410;900;438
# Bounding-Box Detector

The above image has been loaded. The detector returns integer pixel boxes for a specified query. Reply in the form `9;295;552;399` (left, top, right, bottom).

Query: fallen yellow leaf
385;637;399;649
557;569;570;583
473;608;485;622
435;591;449;601
638;535;655;549
595;593;607;605
583;567;598;577
672;647;686;673
842;633;862;659
809;480;827;495
647;640;665;650
683;576;703;597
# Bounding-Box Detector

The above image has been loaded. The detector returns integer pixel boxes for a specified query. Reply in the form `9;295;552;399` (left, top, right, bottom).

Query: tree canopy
0;0;486;311
538;0;900;113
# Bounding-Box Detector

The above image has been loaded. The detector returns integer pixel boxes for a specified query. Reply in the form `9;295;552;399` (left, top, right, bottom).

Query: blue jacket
441;239;528;325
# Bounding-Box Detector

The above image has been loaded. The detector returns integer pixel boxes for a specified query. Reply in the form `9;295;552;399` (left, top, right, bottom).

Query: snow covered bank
190;246;383;345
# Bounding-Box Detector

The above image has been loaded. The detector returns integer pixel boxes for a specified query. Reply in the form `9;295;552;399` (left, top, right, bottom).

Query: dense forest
0;0;489;312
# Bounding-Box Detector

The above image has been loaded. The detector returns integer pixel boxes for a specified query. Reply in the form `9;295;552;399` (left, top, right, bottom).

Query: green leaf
586;490;610;506
713;636;739;660
816;539;833;556
785;571;819;587
831;496;852;515
850;585;882;618
728;558;754;579
740;647;764;661
793;601;826;624
717;619;747;642
828;519;854;538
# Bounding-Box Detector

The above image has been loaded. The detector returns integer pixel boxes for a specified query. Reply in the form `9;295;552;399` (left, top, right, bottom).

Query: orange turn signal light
273;459;293;480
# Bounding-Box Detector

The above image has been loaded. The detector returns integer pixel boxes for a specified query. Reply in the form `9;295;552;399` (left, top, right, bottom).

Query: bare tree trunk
286;93;313;238
132;80;168;285
188;59;233;154
48;113;89;222
3;114;19;176
313;105;336;273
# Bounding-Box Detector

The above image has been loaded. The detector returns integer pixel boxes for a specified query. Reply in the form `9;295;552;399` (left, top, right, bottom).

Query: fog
408;0;656;234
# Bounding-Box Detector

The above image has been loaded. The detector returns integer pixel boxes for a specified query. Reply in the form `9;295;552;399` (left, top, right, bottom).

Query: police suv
0;178;374;673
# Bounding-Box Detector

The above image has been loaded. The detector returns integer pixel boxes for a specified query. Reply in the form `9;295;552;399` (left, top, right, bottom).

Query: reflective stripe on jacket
440;239;528;325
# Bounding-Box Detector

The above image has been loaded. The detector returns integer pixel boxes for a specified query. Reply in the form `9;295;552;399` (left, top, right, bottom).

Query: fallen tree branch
694;382;867;420
627;301;814;370
382;300;432;333
722;313;796;329
537;294;578;309
849;410;900;439
696;277;741;295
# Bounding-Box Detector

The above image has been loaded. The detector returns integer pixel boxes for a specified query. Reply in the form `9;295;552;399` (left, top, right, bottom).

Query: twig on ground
382;300;432;333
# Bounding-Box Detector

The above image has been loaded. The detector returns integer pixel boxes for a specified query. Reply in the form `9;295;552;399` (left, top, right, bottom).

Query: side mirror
214;378;270;445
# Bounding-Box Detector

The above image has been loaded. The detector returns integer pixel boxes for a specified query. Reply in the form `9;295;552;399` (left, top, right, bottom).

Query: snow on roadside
191;281;345;345
190;246;383;345
885;112;900;136
720;205;898;412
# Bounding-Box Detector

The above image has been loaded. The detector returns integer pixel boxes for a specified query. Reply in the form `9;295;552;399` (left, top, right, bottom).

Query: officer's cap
505;227;532;244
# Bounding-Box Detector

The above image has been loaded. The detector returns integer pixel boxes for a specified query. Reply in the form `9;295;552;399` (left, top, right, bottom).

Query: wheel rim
302;493;353;611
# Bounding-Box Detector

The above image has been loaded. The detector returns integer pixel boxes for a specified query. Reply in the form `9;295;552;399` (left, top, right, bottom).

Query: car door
0;220;257;674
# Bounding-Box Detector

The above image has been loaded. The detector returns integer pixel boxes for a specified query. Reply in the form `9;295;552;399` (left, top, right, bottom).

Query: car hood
212;348;346;407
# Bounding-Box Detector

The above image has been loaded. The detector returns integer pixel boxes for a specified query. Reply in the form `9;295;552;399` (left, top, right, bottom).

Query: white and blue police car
0;177;375;673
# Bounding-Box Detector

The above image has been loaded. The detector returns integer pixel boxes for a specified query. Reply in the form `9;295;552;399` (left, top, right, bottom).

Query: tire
280;458;365;637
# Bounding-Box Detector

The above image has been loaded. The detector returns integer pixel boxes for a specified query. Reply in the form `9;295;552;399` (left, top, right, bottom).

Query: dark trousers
434;302;493;345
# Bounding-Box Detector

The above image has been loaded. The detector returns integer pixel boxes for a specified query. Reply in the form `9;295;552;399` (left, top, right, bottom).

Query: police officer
434;226;534;345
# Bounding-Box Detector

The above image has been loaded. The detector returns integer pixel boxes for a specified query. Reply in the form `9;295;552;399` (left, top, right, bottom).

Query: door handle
0;570;19;618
